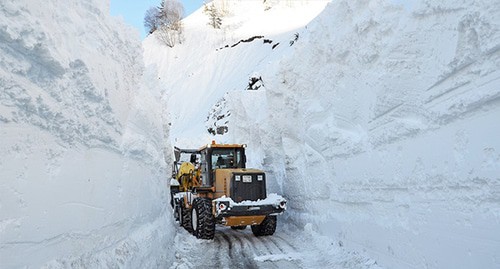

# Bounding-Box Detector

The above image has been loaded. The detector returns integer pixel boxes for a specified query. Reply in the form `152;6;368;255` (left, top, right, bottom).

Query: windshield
211;148;244;169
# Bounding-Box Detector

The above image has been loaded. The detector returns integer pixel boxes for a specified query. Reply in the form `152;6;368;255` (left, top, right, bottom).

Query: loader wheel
191;198;215;239
231;225;247;230
251;216;276;236
181;204;193;234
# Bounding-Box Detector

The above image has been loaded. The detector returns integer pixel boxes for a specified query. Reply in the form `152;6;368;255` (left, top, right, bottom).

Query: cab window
211;148;244;169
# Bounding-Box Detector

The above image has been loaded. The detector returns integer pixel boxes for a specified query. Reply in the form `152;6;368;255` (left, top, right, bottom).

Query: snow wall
227;0;500;268
0;1;174;268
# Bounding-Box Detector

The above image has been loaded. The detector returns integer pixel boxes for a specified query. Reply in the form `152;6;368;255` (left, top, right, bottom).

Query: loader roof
198;141;247;151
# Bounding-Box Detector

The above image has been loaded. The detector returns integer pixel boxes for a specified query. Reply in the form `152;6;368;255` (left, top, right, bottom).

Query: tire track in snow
248;234;274;254
255;235;283;254
219;232;234;260
268;237;286;252
220;230;259;269
213;237;222;268
223;227;302;268
229;232;259;269
173;227;304;268
238;231;265;256
217;231;235;268
274;234;299;251
237;229;280;267
252;234;303;268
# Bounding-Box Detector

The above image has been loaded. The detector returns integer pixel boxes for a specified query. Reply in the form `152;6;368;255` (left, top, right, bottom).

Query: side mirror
174;148;181;162
172;161;177;178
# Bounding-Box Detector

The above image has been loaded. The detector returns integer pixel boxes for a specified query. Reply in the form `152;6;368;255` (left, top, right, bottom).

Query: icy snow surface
0;0;174;268
145;0;500;268
169;223;381;269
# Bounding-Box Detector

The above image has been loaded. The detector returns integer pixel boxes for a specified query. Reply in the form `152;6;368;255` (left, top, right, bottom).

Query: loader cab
210;148;245;169
199;143;247;187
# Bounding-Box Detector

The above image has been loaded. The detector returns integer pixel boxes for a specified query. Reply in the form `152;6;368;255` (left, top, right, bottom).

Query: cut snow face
143;0;330;147
0;0;173;268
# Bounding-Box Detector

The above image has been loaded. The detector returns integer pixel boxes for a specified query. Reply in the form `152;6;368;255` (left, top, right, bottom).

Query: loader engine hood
215;168;266;202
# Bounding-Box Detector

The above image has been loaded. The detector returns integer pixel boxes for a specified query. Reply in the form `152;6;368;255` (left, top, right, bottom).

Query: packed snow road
169;223;382;269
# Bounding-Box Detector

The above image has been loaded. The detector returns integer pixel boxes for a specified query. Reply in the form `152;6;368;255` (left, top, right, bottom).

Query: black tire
191;198;215;239
231;225;247;230
251;216;276;236
181;203;193;234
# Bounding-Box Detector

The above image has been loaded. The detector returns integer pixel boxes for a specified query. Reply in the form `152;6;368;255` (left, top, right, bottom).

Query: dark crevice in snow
217;35;282;51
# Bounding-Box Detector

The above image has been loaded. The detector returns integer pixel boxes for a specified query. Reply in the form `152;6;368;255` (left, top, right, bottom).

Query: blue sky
110;0;205;39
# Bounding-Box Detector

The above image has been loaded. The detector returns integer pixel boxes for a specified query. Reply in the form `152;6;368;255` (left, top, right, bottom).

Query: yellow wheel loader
170;141;286;239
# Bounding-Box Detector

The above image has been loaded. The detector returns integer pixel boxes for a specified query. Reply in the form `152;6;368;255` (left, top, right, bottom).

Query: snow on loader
170;141;286;239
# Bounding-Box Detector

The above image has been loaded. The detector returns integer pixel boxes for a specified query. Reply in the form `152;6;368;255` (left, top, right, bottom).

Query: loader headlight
216;201;230;214
279;201;287;210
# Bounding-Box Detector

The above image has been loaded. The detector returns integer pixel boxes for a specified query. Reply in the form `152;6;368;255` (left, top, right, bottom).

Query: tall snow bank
0;1;173;268
226;0;500;268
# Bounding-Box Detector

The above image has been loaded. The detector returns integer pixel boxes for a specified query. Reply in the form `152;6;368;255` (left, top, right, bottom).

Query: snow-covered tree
144;7;160;34
143;0;184;47
158;0;184;30
204;3;222;29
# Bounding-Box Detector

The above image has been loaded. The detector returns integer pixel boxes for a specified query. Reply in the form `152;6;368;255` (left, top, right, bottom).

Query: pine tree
204;3;222;29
